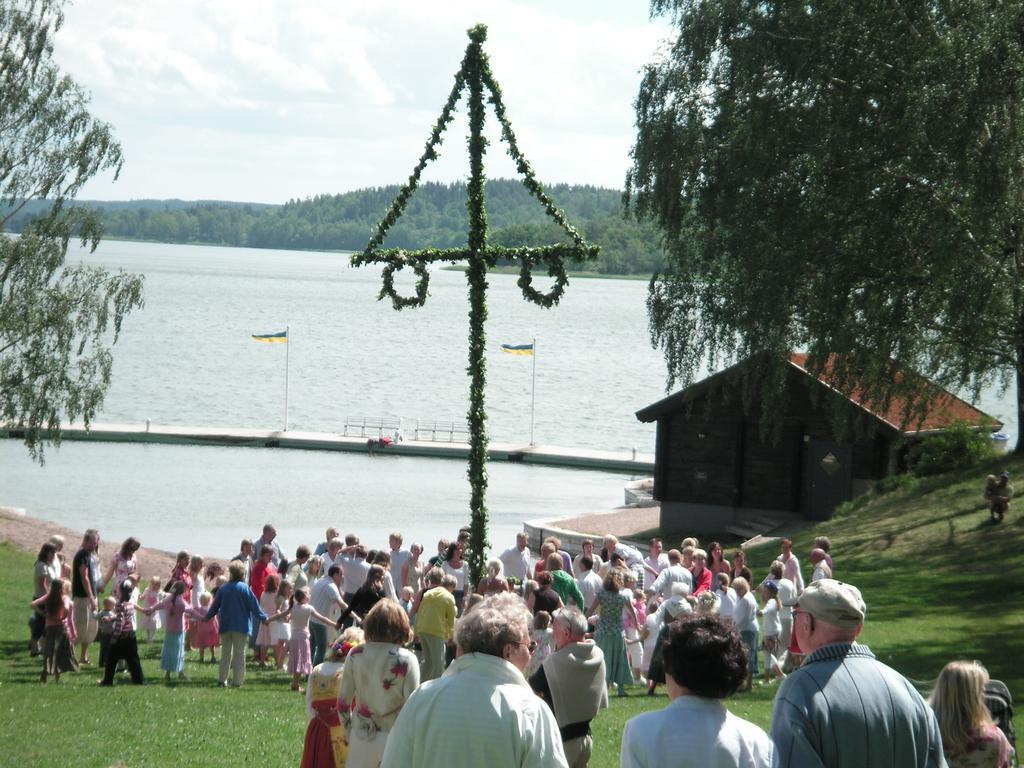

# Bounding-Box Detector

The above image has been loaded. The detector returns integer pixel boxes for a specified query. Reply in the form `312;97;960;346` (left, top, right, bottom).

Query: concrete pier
1;422;654;474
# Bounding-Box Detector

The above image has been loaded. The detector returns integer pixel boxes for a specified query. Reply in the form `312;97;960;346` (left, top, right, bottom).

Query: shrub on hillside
908;423;997;477
874;473;919;494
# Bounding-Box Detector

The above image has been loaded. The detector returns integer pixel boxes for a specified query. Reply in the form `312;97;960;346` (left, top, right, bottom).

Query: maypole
351;25;598;584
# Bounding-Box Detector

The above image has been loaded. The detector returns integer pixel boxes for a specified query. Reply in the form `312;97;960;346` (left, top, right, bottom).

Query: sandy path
547;505;661;538
0;506;226;580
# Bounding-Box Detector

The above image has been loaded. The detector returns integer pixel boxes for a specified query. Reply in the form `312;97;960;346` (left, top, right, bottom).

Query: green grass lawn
1;457;1021;766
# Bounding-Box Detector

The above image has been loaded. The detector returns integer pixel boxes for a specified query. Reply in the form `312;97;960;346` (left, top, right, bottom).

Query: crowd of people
26;524;1015;768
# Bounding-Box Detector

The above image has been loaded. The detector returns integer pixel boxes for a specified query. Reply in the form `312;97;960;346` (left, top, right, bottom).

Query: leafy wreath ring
379;252;430;308
518;254;569;308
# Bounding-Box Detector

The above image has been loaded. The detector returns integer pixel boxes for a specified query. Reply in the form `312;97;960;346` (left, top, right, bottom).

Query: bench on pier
414;419;469;443
343;416;402;438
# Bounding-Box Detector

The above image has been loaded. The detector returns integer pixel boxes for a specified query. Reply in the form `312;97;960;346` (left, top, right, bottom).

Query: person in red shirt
250;545;278;601
169;551;193;603
689;549;713;598
248;545;279;656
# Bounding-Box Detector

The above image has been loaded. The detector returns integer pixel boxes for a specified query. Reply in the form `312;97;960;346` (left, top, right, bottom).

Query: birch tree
628;0;1024;446
1;0;143;459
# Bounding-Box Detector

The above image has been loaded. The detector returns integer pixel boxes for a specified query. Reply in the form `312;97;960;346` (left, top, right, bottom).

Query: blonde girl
929;661;1013;767
192;591;219;663
137;577;163;643
185;554;205;651
623;572;647;685
255;573;280;666
305;556;324;586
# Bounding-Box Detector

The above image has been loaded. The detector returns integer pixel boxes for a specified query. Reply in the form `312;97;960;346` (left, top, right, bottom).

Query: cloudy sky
54;0;671;204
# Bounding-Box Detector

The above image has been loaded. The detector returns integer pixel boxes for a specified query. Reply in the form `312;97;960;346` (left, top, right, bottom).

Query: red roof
788;353;1000;434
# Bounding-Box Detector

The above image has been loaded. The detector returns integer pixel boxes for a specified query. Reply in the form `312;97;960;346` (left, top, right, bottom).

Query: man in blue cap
770;579;946;767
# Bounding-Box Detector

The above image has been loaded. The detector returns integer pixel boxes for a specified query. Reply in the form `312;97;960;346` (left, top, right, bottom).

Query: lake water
1;240;668;556
1;240;1017;557
70;240;668;450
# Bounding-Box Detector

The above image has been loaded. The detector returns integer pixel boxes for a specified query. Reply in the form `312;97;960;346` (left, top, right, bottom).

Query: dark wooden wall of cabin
654;368;894;513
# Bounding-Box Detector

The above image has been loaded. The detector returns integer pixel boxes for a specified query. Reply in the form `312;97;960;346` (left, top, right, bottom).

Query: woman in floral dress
302;628;365;768
338;599;420;768
588;568;637;697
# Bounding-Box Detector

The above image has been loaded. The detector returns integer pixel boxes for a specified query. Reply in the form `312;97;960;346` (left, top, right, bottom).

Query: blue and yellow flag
501;342;534;356
251;330;288;343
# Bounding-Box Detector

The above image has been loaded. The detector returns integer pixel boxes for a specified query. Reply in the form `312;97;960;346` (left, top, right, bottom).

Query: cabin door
803;440;852;520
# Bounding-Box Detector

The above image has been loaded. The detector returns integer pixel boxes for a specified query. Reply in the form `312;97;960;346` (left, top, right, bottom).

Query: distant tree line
4;181;666;276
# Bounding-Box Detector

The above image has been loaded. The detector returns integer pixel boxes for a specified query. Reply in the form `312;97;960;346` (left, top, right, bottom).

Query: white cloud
53;0;670;202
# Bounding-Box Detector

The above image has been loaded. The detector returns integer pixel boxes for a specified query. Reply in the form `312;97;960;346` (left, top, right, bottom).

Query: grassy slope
1;458;1021;766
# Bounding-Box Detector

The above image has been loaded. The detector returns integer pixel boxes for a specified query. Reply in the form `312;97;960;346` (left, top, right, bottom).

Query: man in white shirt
499;532;532;582
309;565;346;666
340;545;370;602
388;532;411;589
576;555;604;612
645;549;692;606
643;537;670;578
778;538;804;594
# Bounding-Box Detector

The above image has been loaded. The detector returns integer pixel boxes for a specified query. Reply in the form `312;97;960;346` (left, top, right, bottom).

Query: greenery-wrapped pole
351;24;599;585
465;29;490;582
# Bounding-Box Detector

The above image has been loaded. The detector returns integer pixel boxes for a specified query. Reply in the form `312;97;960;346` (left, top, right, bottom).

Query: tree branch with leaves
0;0;143;460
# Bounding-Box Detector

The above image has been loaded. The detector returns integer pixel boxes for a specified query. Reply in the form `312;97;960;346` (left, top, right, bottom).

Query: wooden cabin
635;354;1001;533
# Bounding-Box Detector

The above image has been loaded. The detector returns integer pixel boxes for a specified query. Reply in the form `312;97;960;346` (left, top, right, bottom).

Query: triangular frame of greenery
351;24;599;583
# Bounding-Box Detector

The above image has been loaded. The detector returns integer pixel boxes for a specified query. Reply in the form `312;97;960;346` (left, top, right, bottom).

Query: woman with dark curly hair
101;537;141;594
620;614;775;767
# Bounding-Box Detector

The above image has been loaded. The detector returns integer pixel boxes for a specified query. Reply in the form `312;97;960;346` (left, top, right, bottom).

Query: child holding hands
31;578;78;682
144;580;207;681
192;591;219;663
264;586;336;692
137;577;163;644
272;580;293;671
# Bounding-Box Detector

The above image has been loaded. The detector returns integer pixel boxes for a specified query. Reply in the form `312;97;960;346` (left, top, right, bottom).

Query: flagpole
530;337;536;446
284;325;290;432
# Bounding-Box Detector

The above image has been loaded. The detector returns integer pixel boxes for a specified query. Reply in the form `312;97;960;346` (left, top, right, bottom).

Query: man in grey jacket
529;606;608;768
770;579;947;768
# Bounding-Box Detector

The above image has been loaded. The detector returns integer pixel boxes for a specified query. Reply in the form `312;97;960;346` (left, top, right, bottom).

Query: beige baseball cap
797;579;866;629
